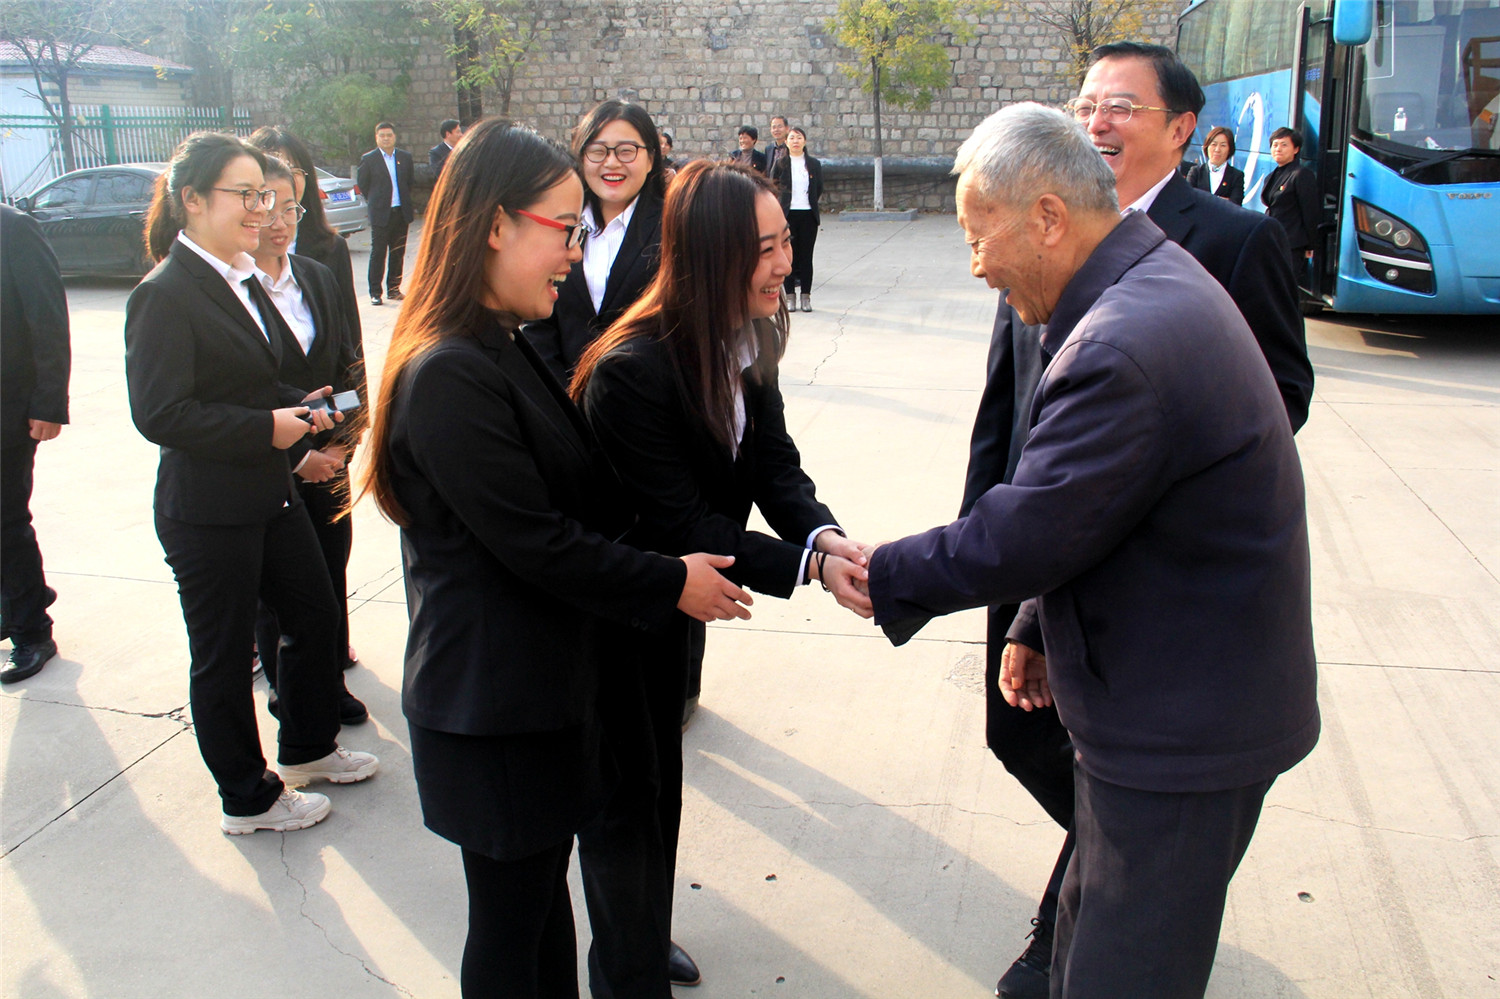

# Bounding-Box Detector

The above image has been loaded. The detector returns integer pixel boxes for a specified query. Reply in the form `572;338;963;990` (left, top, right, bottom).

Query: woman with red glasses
358;119;750;997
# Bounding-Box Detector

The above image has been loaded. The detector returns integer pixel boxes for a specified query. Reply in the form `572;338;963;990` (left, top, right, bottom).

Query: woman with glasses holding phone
127;133;379;836
247;156;370;728
357;119;749;997
522;100;668;384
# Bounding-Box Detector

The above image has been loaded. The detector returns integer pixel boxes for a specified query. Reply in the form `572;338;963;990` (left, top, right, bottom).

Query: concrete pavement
2;215;1497;998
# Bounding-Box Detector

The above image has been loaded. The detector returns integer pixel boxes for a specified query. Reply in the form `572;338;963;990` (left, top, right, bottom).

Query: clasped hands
811;529;874;619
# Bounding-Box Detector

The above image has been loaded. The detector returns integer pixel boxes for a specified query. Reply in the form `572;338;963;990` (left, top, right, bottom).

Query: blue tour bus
1176;0;1500;314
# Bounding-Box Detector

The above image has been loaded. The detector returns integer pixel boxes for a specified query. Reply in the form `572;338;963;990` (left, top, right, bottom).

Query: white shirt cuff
798;525;842;586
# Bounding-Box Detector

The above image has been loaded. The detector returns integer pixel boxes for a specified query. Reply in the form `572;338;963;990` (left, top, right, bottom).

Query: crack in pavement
278;836;417;998
1;693;191;724
807;223;914;385
1266;802;1500;843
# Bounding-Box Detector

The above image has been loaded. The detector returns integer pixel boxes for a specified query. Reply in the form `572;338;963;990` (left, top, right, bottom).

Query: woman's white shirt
789;155;811;211
582;197;638;314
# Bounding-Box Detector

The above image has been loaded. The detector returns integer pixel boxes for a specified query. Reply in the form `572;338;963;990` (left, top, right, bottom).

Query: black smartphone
305;390;362;414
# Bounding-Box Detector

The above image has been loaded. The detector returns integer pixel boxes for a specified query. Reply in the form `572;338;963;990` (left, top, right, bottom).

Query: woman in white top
1185;126;1246;206
770;126;823;312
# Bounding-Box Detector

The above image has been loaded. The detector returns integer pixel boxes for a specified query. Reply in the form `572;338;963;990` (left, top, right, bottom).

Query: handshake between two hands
674;530;882;624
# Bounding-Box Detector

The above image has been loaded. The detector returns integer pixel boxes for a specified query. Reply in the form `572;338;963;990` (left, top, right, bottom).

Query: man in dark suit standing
1262;126;1321;268
962;43;1314;998
764;114;790;176
356;121;414;306
729;125;767;173
0;204;70;683
428;118;462;181
867;102;1319;999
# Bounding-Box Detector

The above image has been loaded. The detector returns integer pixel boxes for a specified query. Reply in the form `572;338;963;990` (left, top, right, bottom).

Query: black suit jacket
521;188;664;382
580;327;836;598
268;254;367;469
387;318;685;735
356;147;415;227
1;204;70;448
764;141;789;178
294;227;362;348
126;240;305;525
1261;162;1320;252
873;214;1319;794
771;153;824;226
730;148;768;174
1184;161;1245;205
428;140;453;179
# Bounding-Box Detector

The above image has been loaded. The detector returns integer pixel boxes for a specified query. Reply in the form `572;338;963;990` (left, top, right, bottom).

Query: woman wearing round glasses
357;119;749;996
522;100;668;384
247;156;370;729
128;132;378;836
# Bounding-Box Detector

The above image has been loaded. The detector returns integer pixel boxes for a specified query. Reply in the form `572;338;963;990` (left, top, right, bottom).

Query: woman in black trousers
125;133;378;835
248;126;365;676
357;120;749;998
570;161;871;995
769;126;823;312
245;156;368;725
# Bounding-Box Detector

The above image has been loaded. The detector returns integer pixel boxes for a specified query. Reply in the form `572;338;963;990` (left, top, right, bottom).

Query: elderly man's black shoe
2;638;57;683
668;941;701;987
995;916;1052;999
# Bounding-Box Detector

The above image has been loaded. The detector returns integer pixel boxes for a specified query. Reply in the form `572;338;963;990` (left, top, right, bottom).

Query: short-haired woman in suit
127;133;378;836
357;119;749;997
522;100;668;384
247;156;369;726
769;126;823;311
1185;126;1245;205
570;161;872;994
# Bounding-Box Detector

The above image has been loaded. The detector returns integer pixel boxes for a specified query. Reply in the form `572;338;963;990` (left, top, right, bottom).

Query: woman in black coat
1185;125;1245;205
570;161;871;995
358;120;749;998
125;133;378;836
769;126;824;311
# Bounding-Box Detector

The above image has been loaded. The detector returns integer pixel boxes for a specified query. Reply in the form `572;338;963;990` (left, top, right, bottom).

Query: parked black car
13;163;166;276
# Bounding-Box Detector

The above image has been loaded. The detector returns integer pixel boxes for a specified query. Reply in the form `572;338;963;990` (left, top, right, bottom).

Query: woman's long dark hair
358;119;579;526
570;160;789;451
572;100;666;221
144;132;266;262
247;126;339;255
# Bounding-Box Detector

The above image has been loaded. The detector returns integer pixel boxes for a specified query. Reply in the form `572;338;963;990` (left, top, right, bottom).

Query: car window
35;176;93;208
94;172;155;205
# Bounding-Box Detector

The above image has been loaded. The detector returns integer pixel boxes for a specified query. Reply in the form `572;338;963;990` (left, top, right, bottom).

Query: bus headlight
1353;198;1433;294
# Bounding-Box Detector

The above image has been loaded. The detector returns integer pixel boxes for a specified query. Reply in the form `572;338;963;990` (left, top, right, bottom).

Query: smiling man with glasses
949;41;1315;999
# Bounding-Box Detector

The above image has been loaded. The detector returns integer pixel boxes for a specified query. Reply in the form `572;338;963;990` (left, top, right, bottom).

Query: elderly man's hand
998;640;1051;711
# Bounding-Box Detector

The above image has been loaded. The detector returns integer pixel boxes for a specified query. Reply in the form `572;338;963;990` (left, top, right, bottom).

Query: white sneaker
221;789;331;835
278;746;379;787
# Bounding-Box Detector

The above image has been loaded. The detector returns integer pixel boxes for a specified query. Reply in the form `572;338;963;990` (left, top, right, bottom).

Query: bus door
1293;1;1343;301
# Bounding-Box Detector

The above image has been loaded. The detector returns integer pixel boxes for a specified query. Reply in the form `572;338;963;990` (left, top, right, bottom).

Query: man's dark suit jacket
770;153;824;226
270;254;367;471
388;318;686;737
580;326;836;598
428;140;453;179
1;205;70;448
1184;161;1246;205
1261;161;1320;252
731;148;768;174
522;188;664;383
125;240;305;526
872;213;1319;794
356;147;415;227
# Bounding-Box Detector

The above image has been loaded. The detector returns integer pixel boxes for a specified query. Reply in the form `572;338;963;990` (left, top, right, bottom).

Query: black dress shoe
668;941;701;987
1;638;58;684
267;687;369;726
995;916;1052;999
370;295;383;306
386;289;404;301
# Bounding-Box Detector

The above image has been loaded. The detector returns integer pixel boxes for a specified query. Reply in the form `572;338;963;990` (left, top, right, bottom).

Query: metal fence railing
0;104;253;200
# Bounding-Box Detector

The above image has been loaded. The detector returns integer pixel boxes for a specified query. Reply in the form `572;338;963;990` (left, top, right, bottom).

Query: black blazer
1184;161;1245;205
356;147;415;227
580;327;836;598
294;227;362;348
770;153;824;226
730;147;767;174
1261;162;1320;252
428;141;453;178
269;254;367;469
1;204;70;448
387;318;686;736
126;240;305;525
874;215;1318;794
521;187;664;382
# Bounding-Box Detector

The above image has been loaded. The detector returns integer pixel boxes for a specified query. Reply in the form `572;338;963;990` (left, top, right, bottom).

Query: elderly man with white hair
864;103;1319;998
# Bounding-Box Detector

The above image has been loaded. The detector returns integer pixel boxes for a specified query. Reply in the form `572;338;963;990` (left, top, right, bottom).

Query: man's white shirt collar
1124;169;1178;215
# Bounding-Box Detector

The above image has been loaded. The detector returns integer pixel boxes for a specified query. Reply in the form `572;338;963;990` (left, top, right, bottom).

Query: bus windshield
1356;0;1500;152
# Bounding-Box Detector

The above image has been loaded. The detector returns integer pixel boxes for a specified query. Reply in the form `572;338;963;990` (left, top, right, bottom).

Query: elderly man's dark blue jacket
870;212;1318;794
